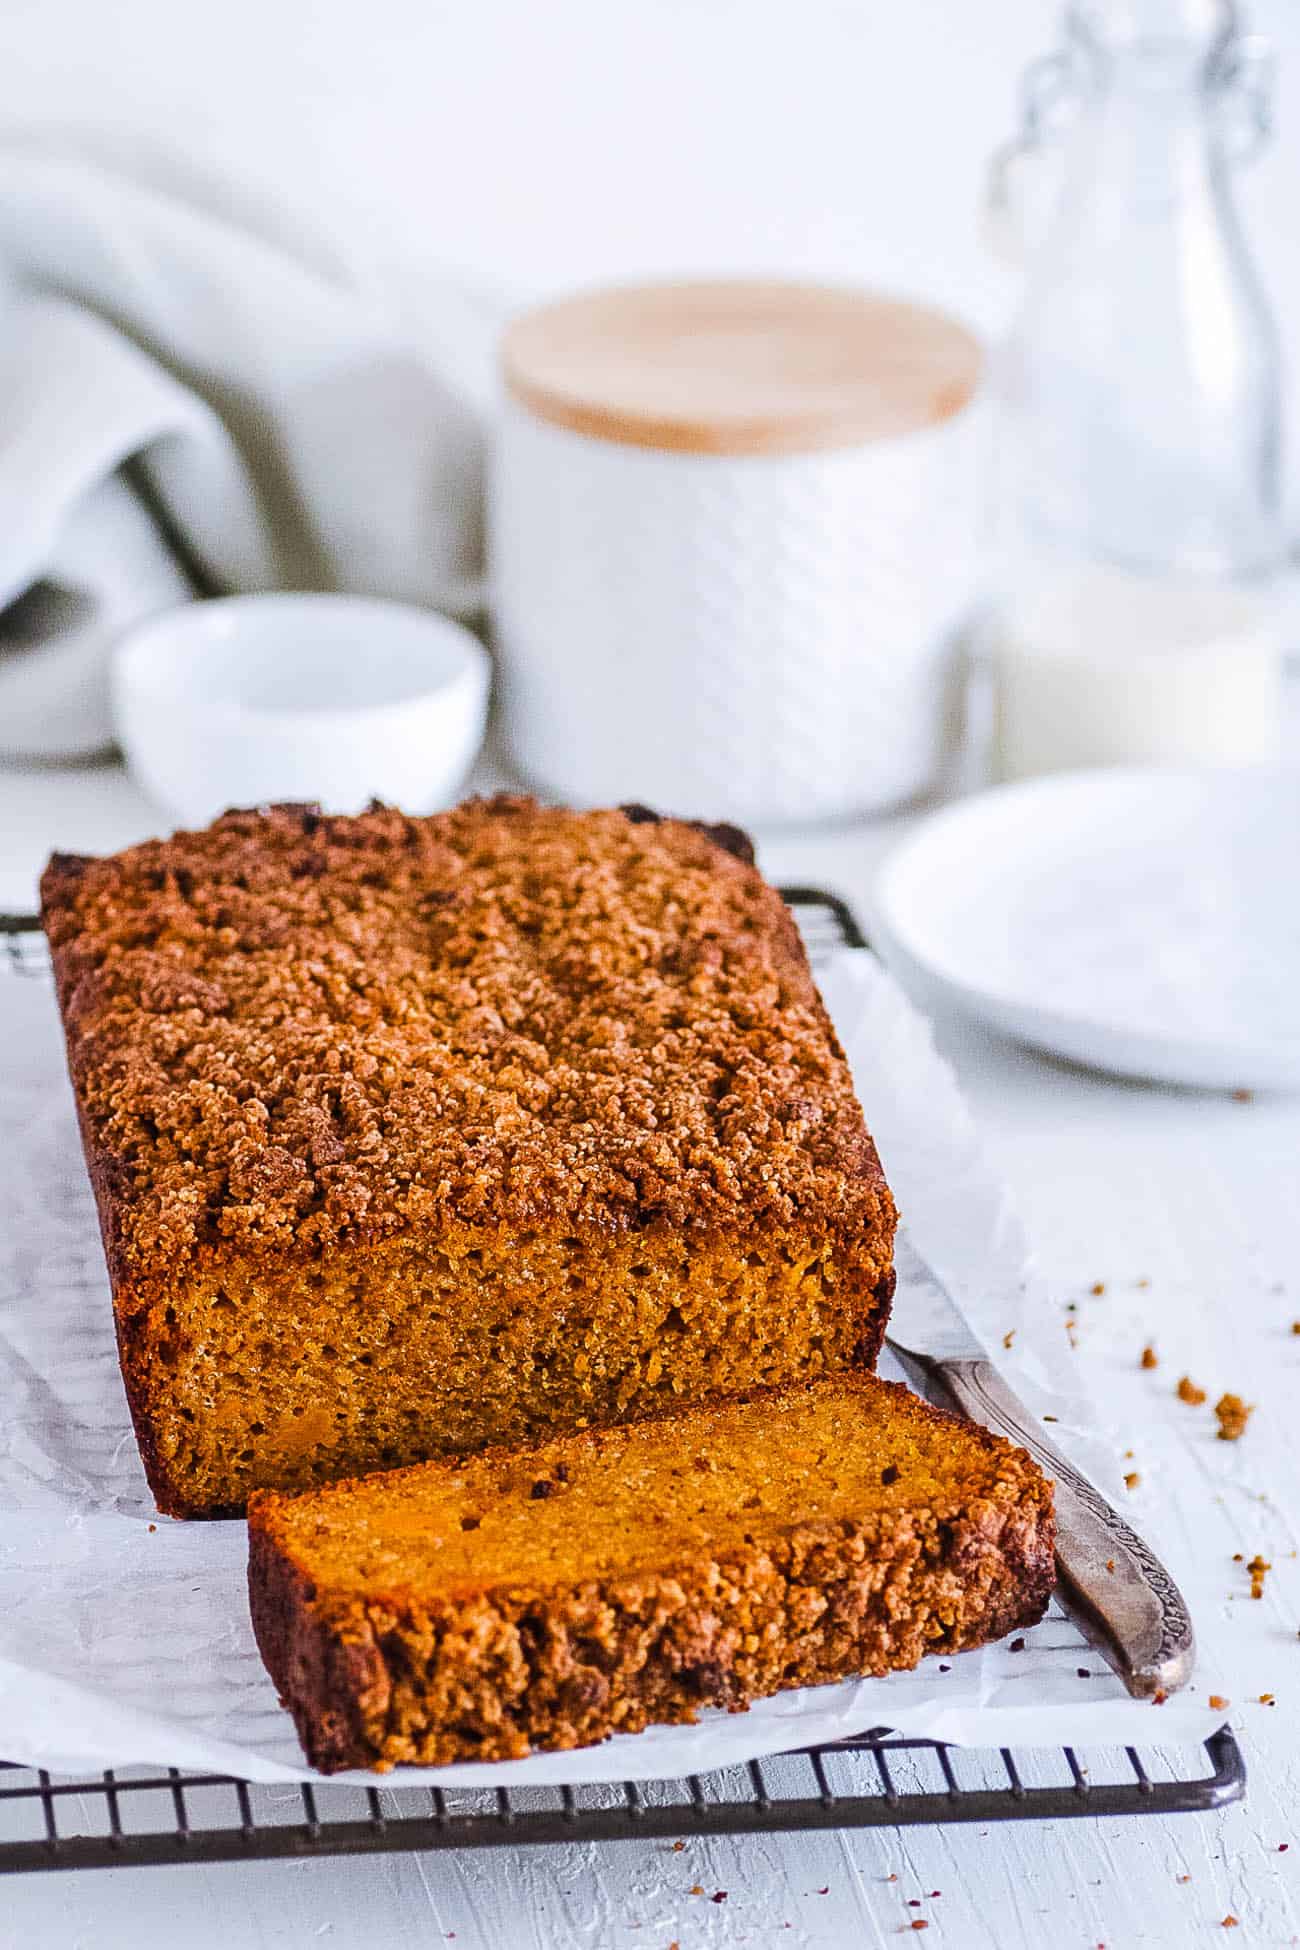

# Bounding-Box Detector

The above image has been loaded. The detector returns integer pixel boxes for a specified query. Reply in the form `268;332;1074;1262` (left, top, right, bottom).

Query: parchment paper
0;948;1229;1784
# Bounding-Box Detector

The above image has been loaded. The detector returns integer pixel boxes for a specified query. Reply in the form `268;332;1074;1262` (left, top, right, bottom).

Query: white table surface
3;759;1298;1950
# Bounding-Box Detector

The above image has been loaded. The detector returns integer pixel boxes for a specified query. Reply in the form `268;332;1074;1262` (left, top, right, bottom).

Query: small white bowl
112;594;490;826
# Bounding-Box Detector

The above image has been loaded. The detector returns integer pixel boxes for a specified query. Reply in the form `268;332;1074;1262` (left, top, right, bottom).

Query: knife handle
941;1357;1195;1699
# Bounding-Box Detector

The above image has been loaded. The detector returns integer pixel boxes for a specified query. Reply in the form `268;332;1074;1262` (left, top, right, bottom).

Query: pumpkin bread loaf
41;797;896;1517
248;1373;1056;1771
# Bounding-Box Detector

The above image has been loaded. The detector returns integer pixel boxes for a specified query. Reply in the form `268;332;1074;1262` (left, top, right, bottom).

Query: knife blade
887;1234;1195;1701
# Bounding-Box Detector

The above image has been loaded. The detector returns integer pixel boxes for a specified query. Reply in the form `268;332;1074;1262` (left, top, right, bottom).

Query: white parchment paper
0;947;1228;1783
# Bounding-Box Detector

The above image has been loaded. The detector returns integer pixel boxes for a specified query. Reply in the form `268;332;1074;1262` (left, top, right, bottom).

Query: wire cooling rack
0;1733;1246;1875
0;889;1245;1873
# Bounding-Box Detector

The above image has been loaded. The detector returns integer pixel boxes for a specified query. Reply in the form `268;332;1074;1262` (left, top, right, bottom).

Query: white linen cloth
0;945;1231;1784
0;152;495;758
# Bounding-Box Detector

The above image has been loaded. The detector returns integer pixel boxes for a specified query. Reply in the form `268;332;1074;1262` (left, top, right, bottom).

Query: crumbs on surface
1176;1376;1207;1406
1124;1471;1141;1490
1209;1694;1229;1711
1247;1555;1271;1599
1140;1344;1158;1369
1002;1329;1016;1350
41;798;890;1265
1215;1394;1254;1441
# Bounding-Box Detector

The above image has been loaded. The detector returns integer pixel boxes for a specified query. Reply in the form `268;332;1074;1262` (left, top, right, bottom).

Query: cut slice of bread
248;1375;1055;1772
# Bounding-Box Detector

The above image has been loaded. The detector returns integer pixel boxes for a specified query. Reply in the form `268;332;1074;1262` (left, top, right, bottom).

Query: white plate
873;767;1300;1090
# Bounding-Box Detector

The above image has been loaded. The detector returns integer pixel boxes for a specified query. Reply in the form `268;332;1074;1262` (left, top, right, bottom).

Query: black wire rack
0;1732;1246;1876
0;890;1245;1874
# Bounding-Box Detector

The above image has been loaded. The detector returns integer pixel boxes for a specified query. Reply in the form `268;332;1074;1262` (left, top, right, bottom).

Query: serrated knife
887;1234;1195;1699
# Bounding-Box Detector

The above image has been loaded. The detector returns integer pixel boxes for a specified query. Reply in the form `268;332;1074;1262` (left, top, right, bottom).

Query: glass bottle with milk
988;0;1285;779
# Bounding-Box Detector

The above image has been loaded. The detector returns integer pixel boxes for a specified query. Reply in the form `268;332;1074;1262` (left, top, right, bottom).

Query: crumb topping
42;798;889;1269
1215;1393;1253;1442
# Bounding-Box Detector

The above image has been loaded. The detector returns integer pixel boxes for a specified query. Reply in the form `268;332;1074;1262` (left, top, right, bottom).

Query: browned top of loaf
41;797;891;1273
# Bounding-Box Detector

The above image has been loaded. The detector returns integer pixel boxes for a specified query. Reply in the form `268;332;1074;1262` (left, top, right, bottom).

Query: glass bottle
986;0;1286;780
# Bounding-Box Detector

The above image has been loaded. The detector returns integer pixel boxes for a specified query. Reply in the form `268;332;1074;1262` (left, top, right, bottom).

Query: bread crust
248;1378;1055;1773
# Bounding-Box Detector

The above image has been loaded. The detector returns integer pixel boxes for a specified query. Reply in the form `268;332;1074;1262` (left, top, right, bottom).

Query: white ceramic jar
491;281;984;825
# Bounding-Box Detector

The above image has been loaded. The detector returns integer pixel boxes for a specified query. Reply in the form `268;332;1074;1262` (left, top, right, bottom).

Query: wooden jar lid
501;280;983;458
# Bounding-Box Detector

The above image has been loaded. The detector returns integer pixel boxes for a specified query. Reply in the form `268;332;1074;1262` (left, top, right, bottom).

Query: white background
3;0;1300;512
5;7;1300;1943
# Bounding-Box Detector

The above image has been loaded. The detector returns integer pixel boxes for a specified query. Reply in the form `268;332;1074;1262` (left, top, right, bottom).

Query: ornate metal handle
941;1358;1195;1699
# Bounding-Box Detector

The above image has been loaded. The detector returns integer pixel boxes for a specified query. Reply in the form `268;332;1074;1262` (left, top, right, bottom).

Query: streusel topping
42;798;888;1266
